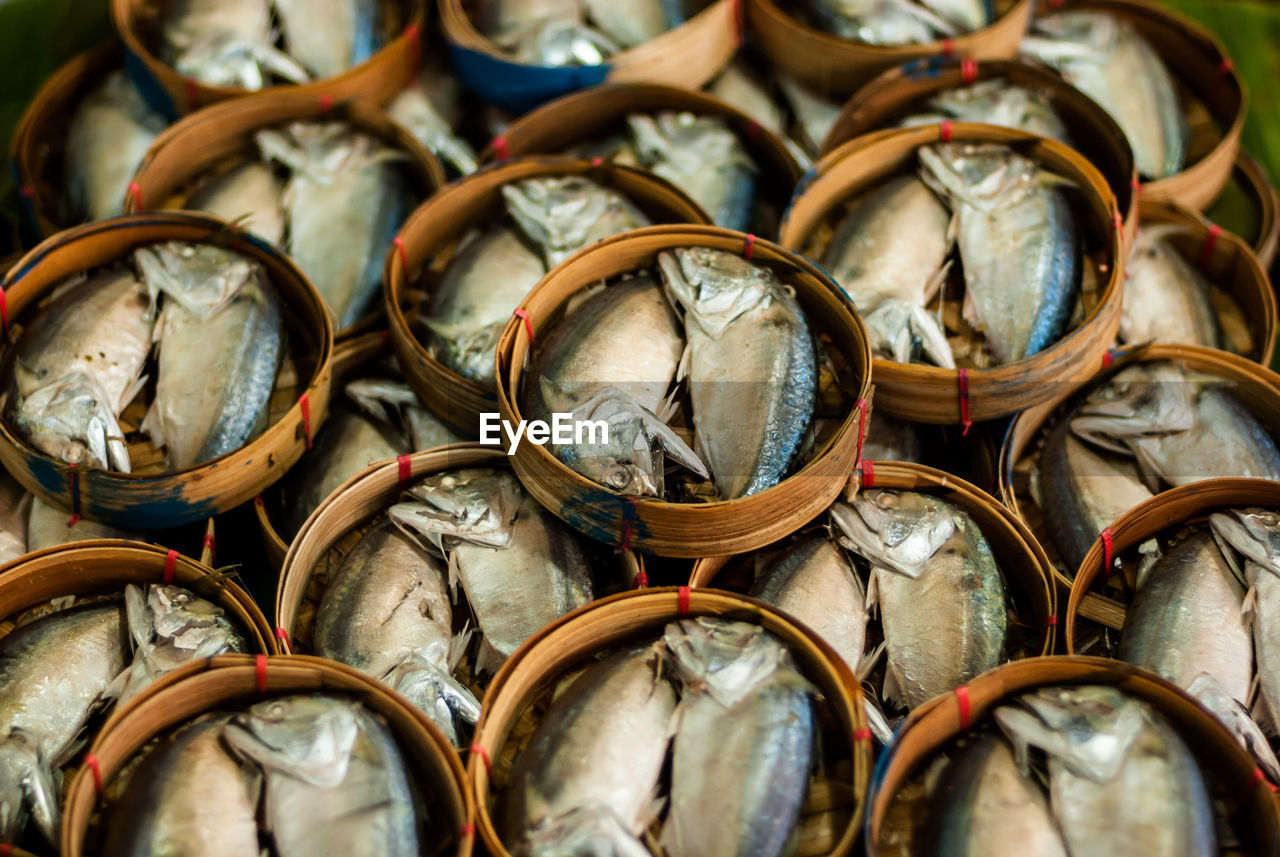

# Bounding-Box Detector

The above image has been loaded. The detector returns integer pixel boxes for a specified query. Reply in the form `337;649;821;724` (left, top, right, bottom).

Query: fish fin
961;284;982;331
475;636;506;675
27;746;60;847
923;257;953;304
909;304;956;369
675;341;691;384
863;693;896;744
857;640;886;683
864;565;880;618
447;623;473;671
880;659;907;709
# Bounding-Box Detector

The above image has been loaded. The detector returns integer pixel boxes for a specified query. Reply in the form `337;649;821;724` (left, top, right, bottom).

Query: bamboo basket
746;0;1032;97
470;586;872;857
62;654;473;857
477;84;804;230
7;42;132;244
999;343;1280;591
1133;198;1276;364
1031;0;1246;210
276;443;643;671
439;0;738;113
818;58;1138;251
1067;478;1280;647
0;212;334;529
780;122;1122;424
123;90;445;339
493;224;873;558
860;417;1002;496
110;0;427;118
690;464;1057;665
1231;152;1280;270
384;156;709;438
869;656;1280;857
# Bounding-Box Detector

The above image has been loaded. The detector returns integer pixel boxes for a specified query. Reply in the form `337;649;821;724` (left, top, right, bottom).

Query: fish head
995;685;1148;782
657;247;778;338
919;143;1039;211
344;377;418;424
13;372;129;472
512;17;619;65
660;617;804;708
503;177;649;267
226;695;360;787
830;491;956;579
1070;363;1197;450
393;469;523;549
1210;508;1280;578
525;804;653;857
135;242;258;316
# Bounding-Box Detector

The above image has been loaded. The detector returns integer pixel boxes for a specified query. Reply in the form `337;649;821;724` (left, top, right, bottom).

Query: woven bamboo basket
7;42;130;243
470;586;872;857
818;57;1138;251
110;0;426;118
746;0;1031;97
276;443;643;671
477;84;803;230
1066;478;1280;647
780;122;1122;425
384;156;709;438
493;224;872;558
439;0;738;113
1133;198;1276;364
999;343;1280;592
1231;152;1280;270
0;212;334;529
690;463;1056;667
1031;0;1245;210
62;653;473;857
869;655;1280;856
123;90;445;338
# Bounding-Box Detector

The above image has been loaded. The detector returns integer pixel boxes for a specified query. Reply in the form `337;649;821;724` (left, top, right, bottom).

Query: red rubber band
960;57;978;83
255;654;268;695
1218;57;1235;76
318;94;334;113
298;393;313;450
854;397;868;466
1244;766;1266;799
163;548;178;584
677;585;691;615
470;743;493;772
590;156;604;167
729;0;745;48
941;38;955;58
744;233;756;261
1102;349;1114;368
616;496;636;553
1046;614;1058;626
939;120;953;142
128;181;144;212
513;308;534;345
392;235;410;278
1199;223;1222;272
853;727;873;741
275;626;292;654
1101;527;1114;578
84;753;103;794
491;135;510;161
202;532;216;564
183;77;199;112
397;453;412;485
1;842;13;856
955;685;972;729
862;459;875;488
746;119;762;142
0;288;8;338
631;570;649;589
404;23;422;83
67;465;81;526
1130;175;1142;193
957;368;972;435
1111;212;1123;233
458;823;476;838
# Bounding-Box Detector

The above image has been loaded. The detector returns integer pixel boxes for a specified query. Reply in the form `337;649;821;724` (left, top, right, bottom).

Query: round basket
61;653;474;857
999;343;1280;591
746;0;1032;97
780;122;1123;425
868;655;1280;856
493;224;873;558
0;212;334;529
1210;151;1279;271
110;0;427;118
385;156;709;438
439;0;739;113
469;585;872;857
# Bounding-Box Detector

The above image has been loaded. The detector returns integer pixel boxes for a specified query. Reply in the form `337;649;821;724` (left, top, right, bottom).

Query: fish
805;0;956;45
583;0;679;48
0;602;128;845
1021;11;1187;180
387;83;479;177
902;79;1069;144
1070;362;1280;489
101;717;261;857
274;0;383;79
343;376;464;450
1117;530;1251;701
996;685;1215;857
832;490;1005;709
425;224;547;389
224;695;419;857
257;122;410;328
115;583;248;706
1120;225;1222;348
660;247;816;500
479;0;621;65
629;112;757;231
920;142;1079;364
525;274;702;496
500;645;675;856
707;63;786;138
660;617;814;857
162;0;309;89
1037;412;1154;572
63;71;166;223
776;74;843;154
750;534;868;673
135;242;284;470
920;0;990;33
314;519;480;745
921;733;1067;857
9;267;155;473
0;475;29;566
502;176;652;268
187;161;287;246
389;469;593;671
820;175;954;368
1186;673;1280;784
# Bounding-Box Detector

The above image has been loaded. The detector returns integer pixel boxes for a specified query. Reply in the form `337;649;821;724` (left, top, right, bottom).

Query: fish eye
604;466;633;490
